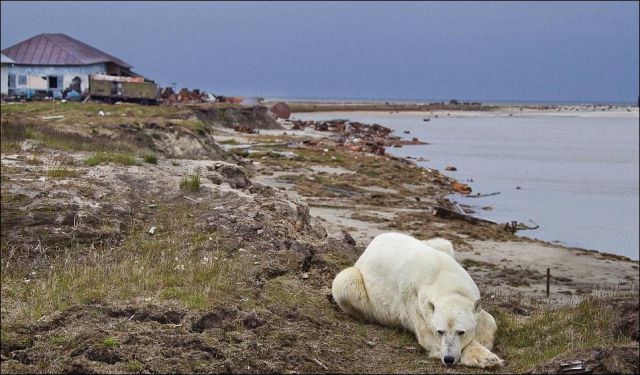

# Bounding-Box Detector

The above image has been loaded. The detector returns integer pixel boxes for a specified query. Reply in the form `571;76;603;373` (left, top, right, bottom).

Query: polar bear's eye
457;330;465;336
437;330;445;336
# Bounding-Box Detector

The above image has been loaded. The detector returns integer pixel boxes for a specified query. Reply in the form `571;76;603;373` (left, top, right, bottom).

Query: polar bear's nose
443;356;455;366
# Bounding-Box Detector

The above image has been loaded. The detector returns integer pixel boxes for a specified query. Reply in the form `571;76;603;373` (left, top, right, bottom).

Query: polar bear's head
427;295;481;366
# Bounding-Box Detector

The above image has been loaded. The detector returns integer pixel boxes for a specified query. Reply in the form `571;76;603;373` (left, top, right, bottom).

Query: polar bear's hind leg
424;238;455;258
332;267;373;321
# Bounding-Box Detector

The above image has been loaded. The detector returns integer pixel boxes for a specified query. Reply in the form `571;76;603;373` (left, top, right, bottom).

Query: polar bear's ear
474;300;481;313
427;301;435;313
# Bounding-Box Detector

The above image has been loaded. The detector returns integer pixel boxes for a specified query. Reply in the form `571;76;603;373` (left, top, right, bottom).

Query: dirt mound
194;106;281;131
611;300;639;342
528;343;639;374
116;121;230;160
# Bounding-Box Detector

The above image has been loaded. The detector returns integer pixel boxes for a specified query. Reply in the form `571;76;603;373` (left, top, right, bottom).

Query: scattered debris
560;361;589;374
270;102;291;119
40;115;64;120
467;192;501;198
451;181;472;194
218;96;244;104
312;358;329;370
504;220;540;233
434;205;498;225
234;125;257;134
530;343;639;374
285;118;426;157
148;226;156;235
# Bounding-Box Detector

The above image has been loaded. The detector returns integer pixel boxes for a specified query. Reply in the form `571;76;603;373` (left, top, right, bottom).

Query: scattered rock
213;162;251;189
445;165;457;171
340;230;357;246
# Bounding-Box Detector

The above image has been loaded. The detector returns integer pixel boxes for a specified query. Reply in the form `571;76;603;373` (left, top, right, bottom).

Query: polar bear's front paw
461;341;504;368
477;351;504;368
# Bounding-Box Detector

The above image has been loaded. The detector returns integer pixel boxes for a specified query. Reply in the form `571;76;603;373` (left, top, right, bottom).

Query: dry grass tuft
179;172;201;192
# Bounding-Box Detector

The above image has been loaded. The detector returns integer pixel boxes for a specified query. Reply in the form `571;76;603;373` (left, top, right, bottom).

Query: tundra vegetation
0;102;637;374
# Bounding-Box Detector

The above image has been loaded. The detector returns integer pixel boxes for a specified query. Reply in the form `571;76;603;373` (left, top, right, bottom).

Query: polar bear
332;232;503;368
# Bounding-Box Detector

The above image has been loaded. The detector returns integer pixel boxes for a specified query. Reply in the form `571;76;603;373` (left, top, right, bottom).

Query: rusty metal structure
89;74;159;104
270;102;291;119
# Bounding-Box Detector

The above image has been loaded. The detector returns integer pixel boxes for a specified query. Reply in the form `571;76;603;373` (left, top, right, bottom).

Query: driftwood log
434;205;498;225
466;192;501;198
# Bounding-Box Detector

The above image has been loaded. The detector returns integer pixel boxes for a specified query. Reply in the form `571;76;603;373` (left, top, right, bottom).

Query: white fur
423;237;455;259
332;232;503;368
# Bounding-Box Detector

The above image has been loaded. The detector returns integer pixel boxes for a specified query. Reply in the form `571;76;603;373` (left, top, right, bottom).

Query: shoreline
264;99;639;116
250;116;638;300
287;109;639;261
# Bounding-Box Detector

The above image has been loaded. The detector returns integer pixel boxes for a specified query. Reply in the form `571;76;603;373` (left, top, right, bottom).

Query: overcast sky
1;1;638;103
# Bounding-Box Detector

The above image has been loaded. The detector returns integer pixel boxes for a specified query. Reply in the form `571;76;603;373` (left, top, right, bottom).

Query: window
18;75;27;85
48;76;59;89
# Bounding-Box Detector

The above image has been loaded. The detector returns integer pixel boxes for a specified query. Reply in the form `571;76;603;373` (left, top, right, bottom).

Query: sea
293;110;640;260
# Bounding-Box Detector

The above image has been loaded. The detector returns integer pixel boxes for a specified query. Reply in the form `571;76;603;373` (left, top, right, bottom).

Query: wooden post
546;268;550;297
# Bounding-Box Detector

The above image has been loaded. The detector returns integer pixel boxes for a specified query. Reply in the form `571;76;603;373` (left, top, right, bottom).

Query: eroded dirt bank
1;102;638;374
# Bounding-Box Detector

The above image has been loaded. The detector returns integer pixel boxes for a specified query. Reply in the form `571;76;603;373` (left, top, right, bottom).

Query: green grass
142;152;158;164
0;202;249;321
102;337;119;348
219;139;239;145
490;297;632;372
85;152;137;166
1;118;139;154
46;168;80;179
170;119;205;133
49;335;68;346
179;173;201;192
126;360;143;372
0;101;186;121
0;119;29;153
0;195;636;373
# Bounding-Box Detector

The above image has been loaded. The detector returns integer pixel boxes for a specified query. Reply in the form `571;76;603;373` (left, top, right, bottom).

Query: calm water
294;111;640;259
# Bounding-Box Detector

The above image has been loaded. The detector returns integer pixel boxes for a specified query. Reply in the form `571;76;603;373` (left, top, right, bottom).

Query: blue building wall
6;63;107;96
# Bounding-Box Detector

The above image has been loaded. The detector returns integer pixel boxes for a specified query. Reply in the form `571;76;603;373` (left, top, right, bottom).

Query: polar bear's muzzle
440;335;462;366
443;355;456;366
